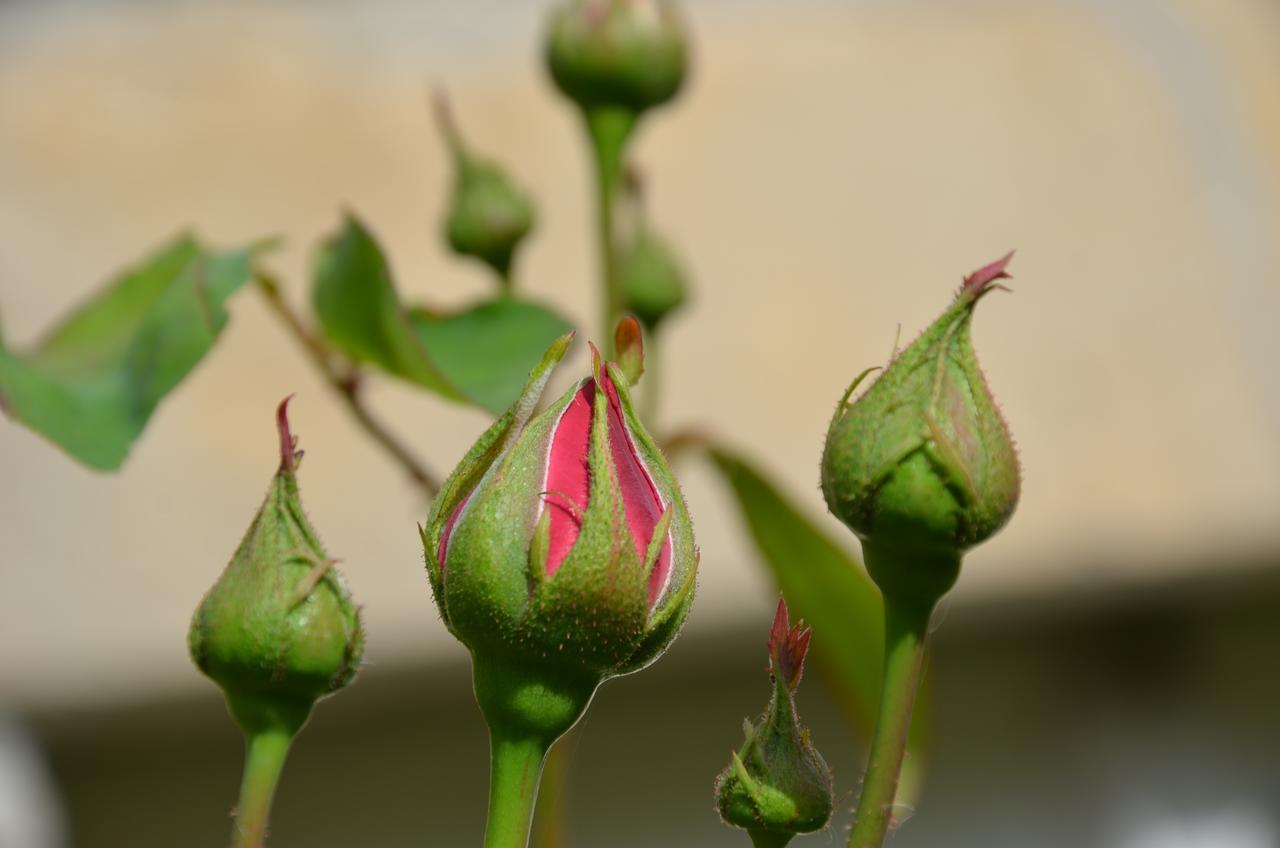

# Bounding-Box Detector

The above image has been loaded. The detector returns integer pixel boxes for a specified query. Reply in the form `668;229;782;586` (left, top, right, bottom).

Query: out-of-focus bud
190;399;363;733
619;223;688;331
422;330;697;742
614;315;645;385
546;0;688;116
820;254;1021;606
435;92;536;286
716;599;834;844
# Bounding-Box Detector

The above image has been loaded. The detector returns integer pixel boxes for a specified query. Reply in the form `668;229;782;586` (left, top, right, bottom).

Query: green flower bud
422;332;697;742
435;93;536;286
546;0;688;116
716;599;834;844
619;223;688;331
820;254;1021;606
190;399;363;733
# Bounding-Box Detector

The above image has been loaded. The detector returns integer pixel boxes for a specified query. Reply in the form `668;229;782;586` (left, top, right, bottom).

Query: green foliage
708;447;930;764
312;214;572;415
0;237;259;470
408;299;571;417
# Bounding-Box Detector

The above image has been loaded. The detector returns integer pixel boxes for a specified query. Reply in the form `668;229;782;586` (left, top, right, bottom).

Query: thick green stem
485;732;550;848
748;829;794;848
585;106;637;353
232;727;294;848
530;731;572;848
847;599;934;848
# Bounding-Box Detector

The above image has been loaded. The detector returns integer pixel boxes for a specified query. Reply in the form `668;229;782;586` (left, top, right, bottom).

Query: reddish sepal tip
276;394;299;473
960;250;1015;301
767;597;812;691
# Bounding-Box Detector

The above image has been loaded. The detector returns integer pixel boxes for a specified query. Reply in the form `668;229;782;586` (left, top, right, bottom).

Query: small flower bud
546;0;688;116
619;224;688;331
190;399;363;732
821;254;1021;606
423;332;697;741
715;599;834;843
435;93;536;285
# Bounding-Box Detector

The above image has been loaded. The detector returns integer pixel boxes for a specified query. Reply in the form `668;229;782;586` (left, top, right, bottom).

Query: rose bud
546;0;688;116
619;222;688;332
190;398;364;735
434;91;536;287
715;598;834;846
422;330;697;747
821;254;1021;607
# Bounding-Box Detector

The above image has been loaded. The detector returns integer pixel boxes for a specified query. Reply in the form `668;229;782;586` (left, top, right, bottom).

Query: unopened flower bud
546;0;688;116
190;399;363;733
435;93;536;285
821;254;1021;606
619;224;688;331
716;599;834;844
423;331;697;742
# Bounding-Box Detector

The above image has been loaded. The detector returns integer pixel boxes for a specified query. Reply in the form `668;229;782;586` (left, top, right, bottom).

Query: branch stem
254;273;440;497
847;599;933;848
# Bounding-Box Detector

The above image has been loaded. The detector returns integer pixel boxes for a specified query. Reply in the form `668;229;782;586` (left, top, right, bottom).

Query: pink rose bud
423;331;697;742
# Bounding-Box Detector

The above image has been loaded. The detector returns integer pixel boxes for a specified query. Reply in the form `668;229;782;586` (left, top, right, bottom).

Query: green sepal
424;332;575;627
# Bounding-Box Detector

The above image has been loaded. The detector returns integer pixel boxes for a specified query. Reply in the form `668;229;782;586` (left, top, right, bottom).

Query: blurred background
2;0;1279;845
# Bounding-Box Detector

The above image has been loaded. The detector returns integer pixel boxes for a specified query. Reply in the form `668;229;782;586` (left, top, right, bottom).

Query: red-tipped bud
716;597;833;841
422;332;697;742
821;255;1022;606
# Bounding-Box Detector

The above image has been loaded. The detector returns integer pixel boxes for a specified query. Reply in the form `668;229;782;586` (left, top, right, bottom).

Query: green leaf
408;299;573;416
311;214;464;402
311;213;574;415
707;447;930;768
0;237;259;470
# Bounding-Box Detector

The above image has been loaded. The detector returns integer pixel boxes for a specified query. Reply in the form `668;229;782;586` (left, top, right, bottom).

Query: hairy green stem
847;599;933;848
232;727;294;848
585;107;636;353
485;732;549;848
530;733;572;848
254;272;440;497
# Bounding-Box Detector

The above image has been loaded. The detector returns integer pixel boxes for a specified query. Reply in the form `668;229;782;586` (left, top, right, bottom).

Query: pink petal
543;382;594;576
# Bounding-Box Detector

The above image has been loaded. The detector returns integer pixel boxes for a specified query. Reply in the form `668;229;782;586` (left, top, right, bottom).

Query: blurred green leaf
312;214;464;402
0;237;259;470
707;447;929;765
312;213;573;415
408;299;572;416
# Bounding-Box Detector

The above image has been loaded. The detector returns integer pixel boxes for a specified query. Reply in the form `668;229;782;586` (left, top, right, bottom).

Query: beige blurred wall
1;0;1279;712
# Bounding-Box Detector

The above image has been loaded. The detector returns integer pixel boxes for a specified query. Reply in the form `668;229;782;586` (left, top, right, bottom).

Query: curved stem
529;731;572;848
485;732;549;848
254;272;440;497
232;727;294;848
584;107;636;354
847;599;933;848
